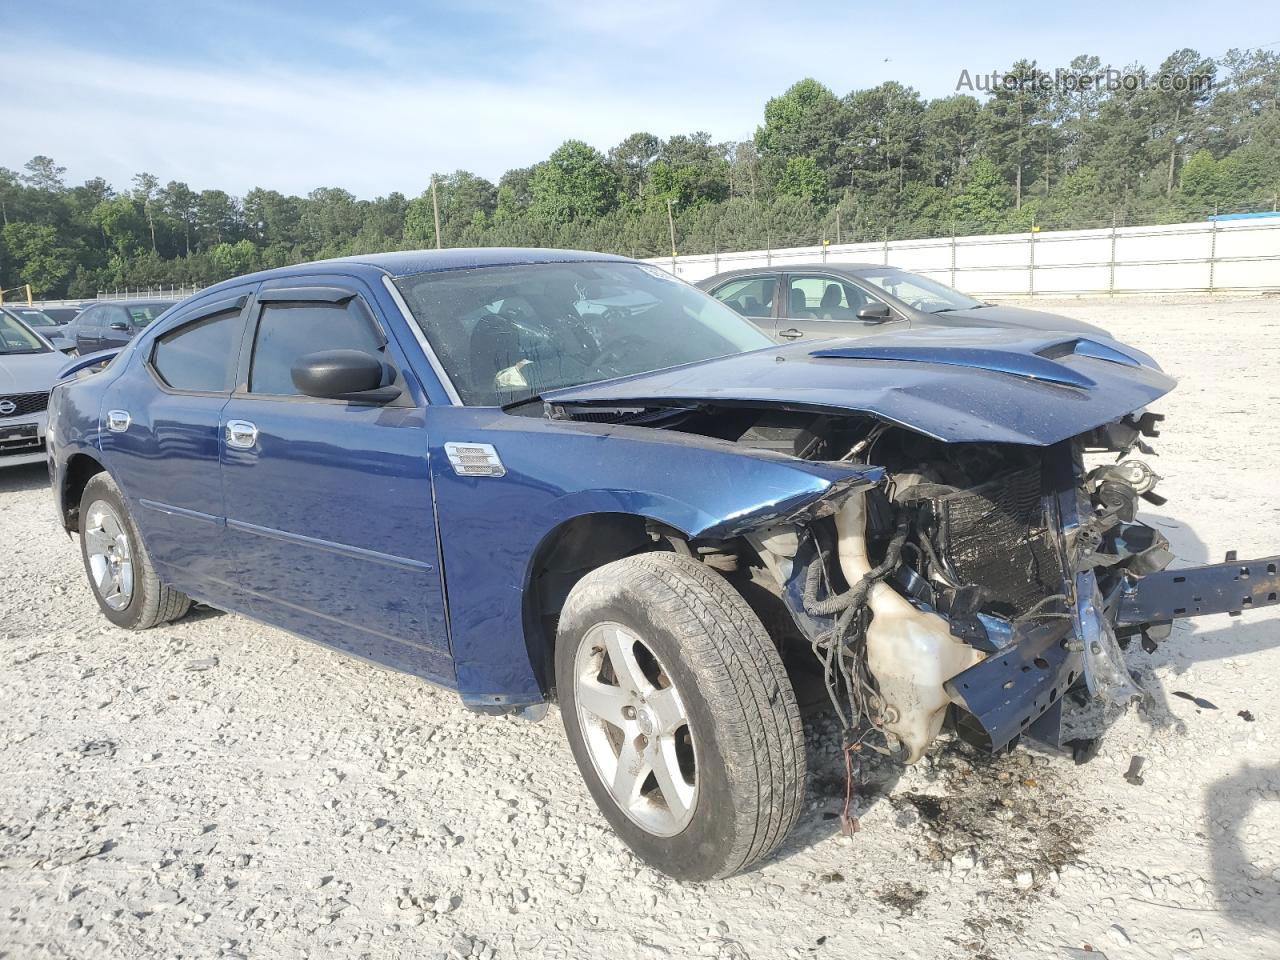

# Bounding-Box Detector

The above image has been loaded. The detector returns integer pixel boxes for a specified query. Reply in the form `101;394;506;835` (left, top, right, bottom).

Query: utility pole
431;175;443;250
666;199;678;260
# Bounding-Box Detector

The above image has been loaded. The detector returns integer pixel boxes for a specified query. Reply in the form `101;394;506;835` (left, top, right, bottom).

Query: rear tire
555;552;805;880
79;472;192;629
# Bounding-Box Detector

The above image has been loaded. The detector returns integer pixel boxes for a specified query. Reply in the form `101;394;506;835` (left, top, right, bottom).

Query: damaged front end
543;330;1279;764
746;412;1277;763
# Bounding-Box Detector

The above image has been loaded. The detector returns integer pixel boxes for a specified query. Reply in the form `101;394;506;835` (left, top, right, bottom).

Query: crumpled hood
543;327;1176;446
0;349;65;395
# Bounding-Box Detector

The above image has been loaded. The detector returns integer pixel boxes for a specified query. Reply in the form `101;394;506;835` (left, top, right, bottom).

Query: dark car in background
40;304;91;326
697;263;1107;341
63;299;176;355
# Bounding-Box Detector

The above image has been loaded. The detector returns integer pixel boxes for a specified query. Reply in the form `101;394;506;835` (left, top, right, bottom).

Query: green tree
1143;49;1216;198
132;173;161;251
22;156;66;193
919;95;980;190
842;82;926;194
951;156;1010;229
91;195;148;256
609;132;661;201
755;79;846;183
1;222;79;296
161;182;198;255
528;141;618;222
776;156;828;205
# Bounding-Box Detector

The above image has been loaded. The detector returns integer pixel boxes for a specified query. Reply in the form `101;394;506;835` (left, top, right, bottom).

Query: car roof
194;247;637;301
84;299;177;308
701;262;893;283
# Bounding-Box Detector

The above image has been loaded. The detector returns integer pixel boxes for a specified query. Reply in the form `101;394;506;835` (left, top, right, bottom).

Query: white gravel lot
2;295;1279;960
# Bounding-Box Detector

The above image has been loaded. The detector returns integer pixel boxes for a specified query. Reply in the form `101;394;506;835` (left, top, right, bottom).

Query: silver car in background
0;312;65;468
0;304;75;352
697;263;1109;341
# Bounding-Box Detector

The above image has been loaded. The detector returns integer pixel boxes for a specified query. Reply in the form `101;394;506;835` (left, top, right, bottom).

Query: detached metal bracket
1116;553;1280;624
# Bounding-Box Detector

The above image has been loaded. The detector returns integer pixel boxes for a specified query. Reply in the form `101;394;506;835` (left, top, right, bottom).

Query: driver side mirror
292;349;401;403
856;303;893;322
109;321;130;331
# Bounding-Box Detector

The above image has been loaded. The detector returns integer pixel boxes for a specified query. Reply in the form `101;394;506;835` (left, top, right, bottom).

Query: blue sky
1;0;1273;197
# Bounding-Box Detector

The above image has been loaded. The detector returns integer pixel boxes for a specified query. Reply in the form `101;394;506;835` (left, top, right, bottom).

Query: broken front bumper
944;552;1280;754
1116;553;1280;622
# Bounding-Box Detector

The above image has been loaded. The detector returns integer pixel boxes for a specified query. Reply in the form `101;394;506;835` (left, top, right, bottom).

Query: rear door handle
778;328;803;340
225;419;259;449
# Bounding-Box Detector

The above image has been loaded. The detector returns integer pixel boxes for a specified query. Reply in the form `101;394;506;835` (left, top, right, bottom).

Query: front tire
555;552;805;880
79;471;192;629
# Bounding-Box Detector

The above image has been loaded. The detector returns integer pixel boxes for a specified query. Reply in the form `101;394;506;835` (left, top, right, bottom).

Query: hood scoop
809;337;1151;389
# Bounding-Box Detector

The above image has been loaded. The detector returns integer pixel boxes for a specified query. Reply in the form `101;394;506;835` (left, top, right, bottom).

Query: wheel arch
521;510;691;699
60;451;108;532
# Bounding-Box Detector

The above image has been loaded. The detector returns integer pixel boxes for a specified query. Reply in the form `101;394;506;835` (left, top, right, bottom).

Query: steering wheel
588;334;654;376
908;298;930;311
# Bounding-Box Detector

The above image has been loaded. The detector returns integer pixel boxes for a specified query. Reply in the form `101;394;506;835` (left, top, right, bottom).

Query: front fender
427;406;878;707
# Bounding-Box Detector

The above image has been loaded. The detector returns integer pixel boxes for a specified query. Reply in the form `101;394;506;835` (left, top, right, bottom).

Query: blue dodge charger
46;248;1279;880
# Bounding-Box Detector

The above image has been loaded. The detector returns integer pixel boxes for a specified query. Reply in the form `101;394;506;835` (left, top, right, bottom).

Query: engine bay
546;399;1178;762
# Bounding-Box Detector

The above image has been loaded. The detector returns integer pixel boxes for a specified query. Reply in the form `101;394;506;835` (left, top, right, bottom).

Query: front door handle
778;328;804;340
225;419;259;450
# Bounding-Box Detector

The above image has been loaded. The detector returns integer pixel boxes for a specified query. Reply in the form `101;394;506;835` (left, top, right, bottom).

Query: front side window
855;270;983;313
0;313;49;354
394;261;771;406
786;275;886;321
249;300;385;396
711;276;776;318
151;309;242;392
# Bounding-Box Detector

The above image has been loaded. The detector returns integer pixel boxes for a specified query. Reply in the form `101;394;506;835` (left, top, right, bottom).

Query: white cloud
2;1;1259;198
0;42;769;196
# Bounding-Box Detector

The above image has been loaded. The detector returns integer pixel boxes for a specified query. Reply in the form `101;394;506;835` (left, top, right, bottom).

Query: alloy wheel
84;499;134;611
573;621;698;837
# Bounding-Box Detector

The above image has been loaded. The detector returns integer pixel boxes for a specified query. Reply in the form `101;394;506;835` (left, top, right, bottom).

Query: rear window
11;308;57;327
127;303;174;327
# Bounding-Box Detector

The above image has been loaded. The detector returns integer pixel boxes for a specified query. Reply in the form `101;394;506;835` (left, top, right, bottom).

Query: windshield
0;314;49;354
855;269;984;313
7;307;57;327
394;261;772;405
126;303;175;327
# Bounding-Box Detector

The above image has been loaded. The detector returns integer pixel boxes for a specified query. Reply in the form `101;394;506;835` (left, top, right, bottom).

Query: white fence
648;216;1280;297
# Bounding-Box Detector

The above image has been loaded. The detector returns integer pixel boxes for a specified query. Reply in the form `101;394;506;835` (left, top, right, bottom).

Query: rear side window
127;304;170;327
151;309;242;392
249;300;384;396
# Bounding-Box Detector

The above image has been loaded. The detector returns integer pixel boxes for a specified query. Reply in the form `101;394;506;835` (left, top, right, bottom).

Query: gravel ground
2;295;1279;960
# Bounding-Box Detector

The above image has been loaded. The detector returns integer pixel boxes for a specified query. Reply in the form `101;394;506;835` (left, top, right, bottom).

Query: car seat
789;288;809;317
819;284;843;320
